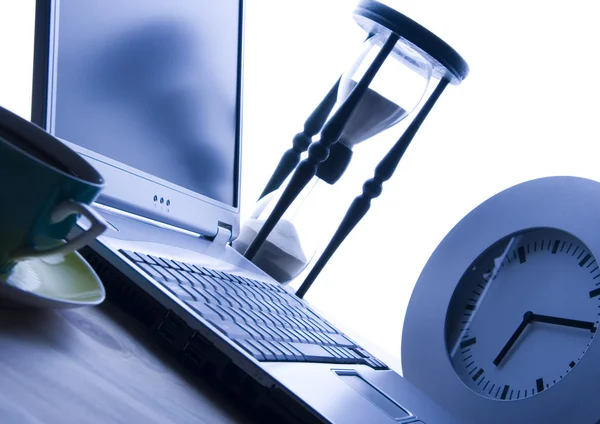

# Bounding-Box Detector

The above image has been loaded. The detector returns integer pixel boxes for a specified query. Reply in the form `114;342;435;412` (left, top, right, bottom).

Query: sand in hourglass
339;79;407;147
234;219;308;284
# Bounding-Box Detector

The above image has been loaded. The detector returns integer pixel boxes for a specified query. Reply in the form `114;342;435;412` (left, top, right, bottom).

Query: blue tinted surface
54;0;240;206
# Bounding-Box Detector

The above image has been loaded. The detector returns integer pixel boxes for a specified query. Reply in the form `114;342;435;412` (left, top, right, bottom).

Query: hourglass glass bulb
336;33;433;148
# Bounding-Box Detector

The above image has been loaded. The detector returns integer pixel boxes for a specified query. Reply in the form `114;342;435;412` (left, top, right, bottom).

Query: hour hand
493;311;534;367
531;314;597;332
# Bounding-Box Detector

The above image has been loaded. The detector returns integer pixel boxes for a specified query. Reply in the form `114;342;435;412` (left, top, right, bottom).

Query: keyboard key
164;268;188;283
236;322;265;341
135;252;158;265
275;326;301;343
234;339;265;361
245;339;276;361
186;273;209;290
310;331;332;346
257;323;284;342
256;341;286;361
148;255;171;268
268;341;298;361
187;286;210;304
160;258;179;269
286;327;311;343
187;301;224;322
120;250;143;262
173;260;194;273
201;289;225;306
340;347;363;361
364;357;388;370
287;342;337;362
202;267;222;279
209;318;253;340
211;269;230;281
162;283;196;302
326;333;355;348
283;342;306;361
151;265;179;283
328;345;352;361
353;347;371;358
322;345;344;360
268;325;293;343
137;262;165;281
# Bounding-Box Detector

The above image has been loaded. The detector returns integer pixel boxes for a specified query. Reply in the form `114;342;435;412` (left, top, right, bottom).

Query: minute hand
531;314;596;332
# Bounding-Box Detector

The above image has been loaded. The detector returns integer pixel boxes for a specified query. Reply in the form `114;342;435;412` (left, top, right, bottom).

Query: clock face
445;227;599;401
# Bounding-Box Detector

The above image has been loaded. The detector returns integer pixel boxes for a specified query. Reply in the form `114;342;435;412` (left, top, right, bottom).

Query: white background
1;0;600;367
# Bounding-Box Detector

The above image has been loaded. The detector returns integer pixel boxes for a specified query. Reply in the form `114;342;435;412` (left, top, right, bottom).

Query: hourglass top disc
353;0;469;84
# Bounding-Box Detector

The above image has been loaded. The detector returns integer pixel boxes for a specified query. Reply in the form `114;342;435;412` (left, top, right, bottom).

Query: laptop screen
47;0;241;207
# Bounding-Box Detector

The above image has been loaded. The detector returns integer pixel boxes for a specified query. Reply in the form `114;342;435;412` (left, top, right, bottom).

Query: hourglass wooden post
296;77;450;298
258;78;341;201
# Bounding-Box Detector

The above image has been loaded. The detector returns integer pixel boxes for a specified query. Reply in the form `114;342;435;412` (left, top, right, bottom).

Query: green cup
0;105;107;274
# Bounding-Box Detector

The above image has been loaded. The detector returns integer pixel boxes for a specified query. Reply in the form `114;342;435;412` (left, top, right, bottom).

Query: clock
446;227;598;400
402;176;600;424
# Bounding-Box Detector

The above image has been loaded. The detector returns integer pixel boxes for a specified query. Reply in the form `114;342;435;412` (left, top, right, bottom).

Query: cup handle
12;200;107;260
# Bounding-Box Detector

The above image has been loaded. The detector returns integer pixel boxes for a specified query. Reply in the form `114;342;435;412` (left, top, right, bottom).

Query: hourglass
240;0;469;290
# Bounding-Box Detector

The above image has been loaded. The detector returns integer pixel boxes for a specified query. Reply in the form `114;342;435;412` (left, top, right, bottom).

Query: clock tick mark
552;240;560;254
500;385;510;400
460;337;477;349
518;246;526;263
569;361;576;368
589;288;600;298
472;368;484;381
536;378;544;393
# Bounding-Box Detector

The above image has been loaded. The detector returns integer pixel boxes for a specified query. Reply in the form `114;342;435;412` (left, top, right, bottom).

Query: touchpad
335;370;414;421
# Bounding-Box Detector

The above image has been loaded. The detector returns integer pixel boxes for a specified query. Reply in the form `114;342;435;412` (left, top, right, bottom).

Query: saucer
0;250;106;309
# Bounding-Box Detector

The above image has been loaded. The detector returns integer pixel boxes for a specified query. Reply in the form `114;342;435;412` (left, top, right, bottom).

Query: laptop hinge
211;222;233;246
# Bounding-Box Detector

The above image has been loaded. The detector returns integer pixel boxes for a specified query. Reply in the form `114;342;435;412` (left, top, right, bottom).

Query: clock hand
493;311;534;367
531;313;597;332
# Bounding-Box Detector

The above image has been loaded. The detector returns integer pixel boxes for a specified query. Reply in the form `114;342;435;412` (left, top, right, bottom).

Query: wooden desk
0;303;253;424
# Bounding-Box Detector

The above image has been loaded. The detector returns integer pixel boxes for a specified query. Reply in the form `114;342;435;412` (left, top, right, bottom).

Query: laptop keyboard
119;249;388;370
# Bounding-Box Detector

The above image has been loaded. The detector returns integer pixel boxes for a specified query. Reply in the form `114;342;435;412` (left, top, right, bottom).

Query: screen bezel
31;0;244;239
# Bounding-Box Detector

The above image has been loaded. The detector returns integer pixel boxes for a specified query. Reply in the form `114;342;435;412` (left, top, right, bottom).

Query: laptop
32;1;462;423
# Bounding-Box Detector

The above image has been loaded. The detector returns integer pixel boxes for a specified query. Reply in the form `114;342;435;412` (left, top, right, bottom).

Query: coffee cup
0;105;107;274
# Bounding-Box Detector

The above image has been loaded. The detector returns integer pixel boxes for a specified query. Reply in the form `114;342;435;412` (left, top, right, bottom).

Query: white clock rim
401;175;600;424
